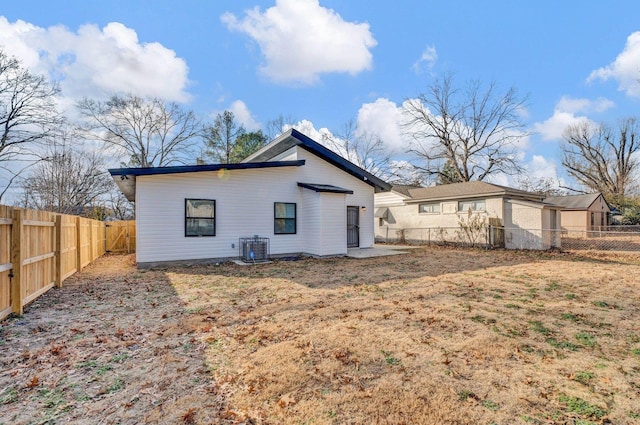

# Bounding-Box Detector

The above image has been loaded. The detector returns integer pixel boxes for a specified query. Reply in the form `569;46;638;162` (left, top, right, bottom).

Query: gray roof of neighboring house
543;193;605;211
391;184;422;197
405;181;546;203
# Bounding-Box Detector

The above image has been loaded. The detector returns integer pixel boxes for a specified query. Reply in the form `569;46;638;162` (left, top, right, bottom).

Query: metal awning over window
374;207;389;219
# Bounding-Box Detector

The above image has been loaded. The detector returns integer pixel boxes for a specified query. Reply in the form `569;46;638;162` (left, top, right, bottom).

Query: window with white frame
185;199;215;237
419;202;441;213
458;199;486;212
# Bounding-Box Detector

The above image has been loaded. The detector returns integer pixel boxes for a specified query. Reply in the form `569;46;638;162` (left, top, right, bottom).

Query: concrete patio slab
346;246;411;258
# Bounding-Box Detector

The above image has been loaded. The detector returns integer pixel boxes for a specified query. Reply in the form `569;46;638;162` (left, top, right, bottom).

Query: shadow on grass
164;245;592;289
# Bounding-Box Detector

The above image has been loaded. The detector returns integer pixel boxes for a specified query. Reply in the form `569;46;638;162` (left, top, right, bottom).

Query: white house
375;181;562;250
110;129;391;267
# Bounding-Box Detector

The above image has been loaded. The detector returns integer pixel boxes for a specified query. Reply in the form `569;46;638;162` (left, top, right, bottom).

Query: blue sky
2;0;640;187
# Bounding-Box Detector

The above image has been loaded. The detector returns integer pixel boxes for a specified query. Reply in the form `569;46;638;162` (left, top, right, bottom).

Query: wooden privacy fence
0;205;106;320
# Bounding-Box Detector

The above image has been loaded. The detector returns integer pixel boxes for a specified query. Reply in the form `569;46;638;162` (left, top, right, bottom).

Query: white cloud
221;0;377;84
356;98;405;151
587;31;640;97
527;155;559;181
555;96;614;114
533;96;612;141
411;45;437;74
0;17;191;103
229;100;261;131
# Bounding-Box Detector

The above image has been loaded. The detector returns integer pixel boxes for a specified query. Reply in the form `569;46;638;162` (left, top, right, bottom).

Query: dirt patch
2;247;640;424
0;255;229;425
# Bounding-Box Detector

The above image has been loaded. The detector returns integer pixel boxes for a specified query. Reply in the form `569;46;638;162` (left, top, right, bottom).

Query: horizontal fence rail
0;205;115;320
377;226;640;252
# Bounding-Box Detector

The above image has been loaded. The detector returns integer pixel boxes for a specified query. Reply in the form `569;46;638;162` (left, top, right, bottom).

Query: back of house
110;129;390;266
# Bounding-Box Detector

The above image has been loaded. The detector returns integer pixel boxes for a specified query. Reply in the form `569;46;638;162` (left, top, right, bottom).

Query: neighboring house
109;129;391;266
375;181;562;250
544;193;611;232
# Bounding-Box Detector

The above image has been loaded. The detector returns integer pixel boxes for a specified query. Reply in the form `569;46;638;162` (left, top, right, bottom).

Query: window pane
275;202;295;218
283;218;295;233
187;200;214;218
186;218;214;236
275;218;295;234
475;200;486;211
284;203;295;218
420;202;440;213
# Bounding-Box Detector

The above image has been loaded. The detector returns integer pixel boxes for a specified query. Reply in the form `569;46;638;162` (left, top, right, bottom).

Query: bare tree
203;110;246;163
264;113;297;140
77;94;201;168
403;74;528;182
322;120;393;179
20;133;112;214
0;49;61;201
515;175;565;196
561;117;639;199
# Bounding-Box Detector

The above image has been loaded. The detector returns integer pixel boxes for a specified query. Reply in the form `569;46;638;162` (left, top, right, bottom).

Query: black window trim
274;202;297;235
185;198;216;237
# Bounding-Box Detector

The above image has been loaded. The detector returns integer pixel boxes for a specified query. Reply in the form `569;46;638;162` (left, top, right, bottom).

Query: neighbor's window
419;202;441;214
185;199;215;237
274;202;296;234
458;200;486;212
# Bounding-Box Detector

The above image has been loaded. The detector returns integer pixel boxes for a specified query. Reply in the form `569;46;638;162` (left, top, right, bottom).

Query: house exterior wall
560;211;587;231
295;148;374;248
320;193;348;256
299;189;321;256
135;146;376;264
503;200;558;250
374;196;504;242
374;194;560;250
560;195;610;231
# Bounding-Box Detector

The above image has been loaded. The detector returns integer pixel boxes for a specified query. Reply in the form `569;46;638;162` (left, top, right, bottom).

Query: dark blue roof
109;160;305;176
297;183;354;194
243;128;391;193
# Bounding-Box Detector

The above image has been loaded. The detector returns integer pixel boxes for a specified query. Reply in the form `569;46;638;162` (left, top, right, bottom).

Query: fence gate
105;221;136;253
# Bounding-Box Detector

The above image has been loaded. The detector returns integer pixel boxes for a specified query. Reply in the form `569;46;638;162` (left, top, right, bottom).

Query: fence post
55;215;62;287
10;209;24;315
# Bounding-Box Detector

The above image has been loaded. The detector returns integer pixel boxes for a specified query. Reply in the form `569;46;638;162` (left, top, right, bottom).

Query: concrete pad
346;246;410;258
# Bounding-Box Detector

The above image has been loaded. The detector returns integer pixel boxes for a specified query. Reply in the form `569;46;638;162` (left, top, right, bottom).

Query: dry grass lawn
1;246;640;424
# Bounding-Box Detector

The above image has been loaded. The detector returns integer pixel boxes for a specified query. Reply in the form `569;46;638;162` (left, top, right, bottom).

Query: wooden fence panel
0;205;107;319
58;214;78;284
20;208;56;311
0;205;12;319
106;220;136;253
78;218;92;269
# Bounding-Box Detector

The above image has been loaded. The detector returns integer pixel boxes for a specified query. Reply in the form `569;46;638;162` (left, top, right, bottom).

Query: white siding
135;145;378;263
299;189;321;256
136;166;305;263
321;193;347;256
295;148;375;248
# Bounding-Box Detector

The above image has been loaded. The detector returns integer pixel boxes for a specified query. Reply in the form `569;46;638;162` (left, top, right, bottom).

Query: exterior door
347;206;360;248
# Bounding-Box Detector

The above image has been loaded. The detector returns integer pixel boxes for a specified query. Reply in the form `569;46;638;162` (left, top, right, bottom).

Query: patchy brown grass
2;247;640;424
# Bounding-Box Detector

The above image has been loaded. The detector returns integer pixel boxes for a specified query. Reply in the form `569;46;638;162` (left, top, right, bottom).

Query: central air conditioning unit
239;236;270;263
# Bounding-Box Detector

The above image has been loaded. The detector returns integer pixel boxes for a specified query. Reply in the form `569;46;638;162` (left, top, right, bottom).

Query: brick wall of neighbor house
375;197;504;240
560;210;588;231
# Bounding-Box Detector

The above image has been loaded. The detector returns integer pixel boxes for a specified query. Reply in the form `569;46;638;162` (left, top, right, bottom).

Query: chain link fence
377;226;640;252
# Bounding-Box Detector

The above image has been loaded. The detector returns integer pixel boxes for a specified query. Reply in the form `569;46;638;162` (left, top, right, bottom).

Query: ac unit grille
239;237;270;262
